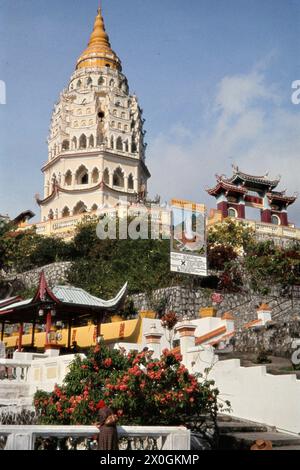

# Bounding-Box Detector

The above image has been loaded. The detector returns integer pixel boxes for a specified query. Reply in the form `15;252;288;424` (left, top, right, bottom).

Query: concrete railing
0;425;190;450
0;359;31;382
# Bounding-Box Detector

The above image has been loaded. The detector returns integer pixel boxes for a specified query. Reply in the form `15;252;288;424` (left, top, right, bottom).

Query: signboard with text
170;199;207;277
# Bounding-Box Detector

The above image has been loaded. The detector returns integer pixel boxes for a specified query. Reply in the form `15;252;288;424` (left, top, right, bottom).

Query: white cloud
148;67;300;225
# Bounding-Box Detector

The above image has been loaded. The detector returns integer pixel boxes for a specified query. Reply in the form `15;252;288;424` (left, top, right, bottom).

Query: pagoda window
105;63;111;68
72;136;77;149
79;134;87;149
103;168;110;184
116;137;123;151
62;207;70;218
228;208;237;218
77;80;82;88
98;76;104;85
113;167;124;188
128;173;134;190
62;140;69;151
73;201;87;215
89;135;94;148
92;168;99;184
271;214;280;225
65;170;72;186
76;165;89;185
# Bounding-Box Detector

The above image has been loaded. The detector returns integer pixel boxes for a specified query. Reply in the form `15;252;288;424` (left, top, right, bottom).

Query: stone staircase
218;415;300;450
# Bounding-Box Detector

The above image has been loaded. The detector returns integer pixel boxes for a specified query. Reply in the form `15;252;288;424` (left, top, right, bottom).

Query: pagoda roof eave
206;180;248;196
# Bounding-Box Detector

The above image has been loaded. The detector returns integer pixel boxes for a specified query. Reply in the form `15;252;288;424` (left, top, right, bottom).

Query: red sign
211;293;223;304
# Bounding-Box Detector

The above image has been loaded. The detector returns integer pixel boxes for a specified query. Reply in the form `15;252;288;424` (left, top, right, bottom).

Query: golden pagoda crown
76;7;122;71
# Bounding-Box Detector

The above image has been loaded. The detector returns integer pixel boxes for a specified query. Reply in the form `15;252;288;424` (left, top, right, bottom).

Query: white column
175;322;197;367
144;324;163;359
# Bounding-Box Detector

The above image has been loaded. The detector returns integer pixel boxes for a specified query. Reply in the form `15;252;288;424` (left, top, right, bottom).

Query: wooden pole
67;318;72;349
45;311;52;346
31;319;36;349
1;322;4;341
18;323;23;352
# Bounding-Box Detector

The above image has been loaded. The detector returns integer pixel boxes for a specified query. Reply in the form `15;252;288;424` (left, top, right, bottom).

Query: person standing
95;401;119;450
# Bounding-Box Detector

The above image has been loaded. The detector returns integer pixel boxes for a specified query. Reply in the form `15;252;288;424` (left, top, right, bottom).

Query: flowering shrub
160;311;178;330
34;341;225;442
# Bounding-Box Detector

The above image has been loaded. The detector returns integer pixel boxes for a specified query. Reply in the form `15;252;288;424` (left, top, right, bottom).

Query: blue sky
1;0;300;224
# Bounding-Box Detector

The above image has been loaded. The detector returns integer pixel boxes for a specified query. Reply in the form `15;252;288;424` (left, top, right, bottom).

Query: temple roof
0;272;127;324
267;191;297;206
226;165;280;188
206;177;248;196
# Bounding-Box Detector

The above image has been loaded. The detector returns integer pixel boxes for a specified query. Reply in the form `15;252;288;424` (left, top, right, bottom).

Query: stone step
219;432;300;450
218;421;269;433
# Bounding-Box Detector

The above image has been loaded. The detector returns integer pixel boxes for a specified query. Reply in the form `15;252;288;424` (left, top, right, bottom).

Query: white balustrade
0;425;190;450
0;359;31;383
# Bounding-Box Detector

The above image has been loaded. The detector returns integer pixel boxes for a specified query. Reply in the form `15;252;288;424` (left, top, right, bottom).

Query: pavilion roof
266;191;297;206
226;165;280;188
206;178;248;196
0;272;127;325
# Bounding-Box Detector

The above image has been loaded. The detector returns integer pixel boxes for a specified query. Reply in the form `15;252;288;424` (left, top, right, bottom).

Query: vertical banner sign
170;199;207;276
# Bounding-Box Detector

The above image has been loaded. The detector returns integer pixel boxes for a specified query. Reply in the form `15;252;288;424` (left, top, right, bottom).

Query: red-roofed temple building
207;165;297;227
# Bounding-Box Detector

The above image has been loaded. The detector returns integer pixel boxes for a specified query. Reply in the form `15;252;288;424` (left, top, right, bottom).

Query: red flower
103;358;112;368
96;399;106;409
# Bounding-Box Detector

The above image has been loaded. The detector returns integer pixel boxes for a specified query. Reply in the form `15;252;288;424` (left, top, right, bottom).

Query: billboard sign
170;199;207;276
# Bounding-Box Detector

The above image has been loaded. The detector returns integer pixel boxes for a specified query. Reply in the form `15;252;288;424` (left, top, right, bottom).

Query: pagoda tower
37;8;150;222
207;165;297;226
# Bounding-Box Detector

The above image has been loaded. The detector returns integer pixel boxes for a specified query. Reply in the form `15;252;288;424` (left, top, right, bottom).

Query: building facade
37;8;150;224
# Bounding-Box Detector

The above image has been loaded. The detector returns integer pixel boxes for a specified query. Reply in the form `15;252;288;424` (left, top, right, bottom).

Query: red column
237;204;245;219
261;209;271;223
217;201;228;218
45;311;52;346
279;212;288;226
18;323;23;352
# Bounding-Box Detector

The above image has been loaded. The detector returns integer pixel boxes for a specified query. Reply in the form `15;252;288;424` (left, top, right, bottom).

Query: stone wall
132;286;300;328
3;262;72;291
233;320;300;357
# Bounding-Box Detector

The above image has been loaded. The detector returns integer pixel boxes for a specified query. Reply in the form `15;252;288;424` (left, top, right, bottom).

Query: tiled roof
52;283;127;307
243;319;262;329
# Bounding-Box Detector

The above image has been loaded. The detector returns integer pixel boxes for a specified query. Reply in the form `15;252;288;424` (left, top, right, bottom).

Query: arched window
124;140;129;152
109;79;115;87
110;136;114;149
77;80;82;88
91;204;98;212
62;140;69;151
113;109;117;116
89;135;94;148
271;214;280;225
113;167;124;188
87;77;92;86
111;121;115;128
62;207;70;218
64;170;72;186
72;136;77;149
48;209;54;220
128;173;134;190
116;137;123;151
73;201;87;215
98;76;104;85
79;134;87;149
228;208;237;218
103;168;110;184
76;165;89;185
121;112;126;119
131;141;137;153
118;123;122;130
92;168;99;184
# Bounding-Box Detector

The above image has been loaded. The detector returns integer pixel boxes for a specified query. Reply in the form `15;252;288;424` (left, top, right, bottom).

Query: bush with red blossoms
34;341;226;444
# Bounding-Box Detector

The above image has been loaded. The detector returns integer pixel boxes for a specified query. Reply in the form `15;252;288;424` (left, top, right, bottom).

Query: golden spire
76;8;122;71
